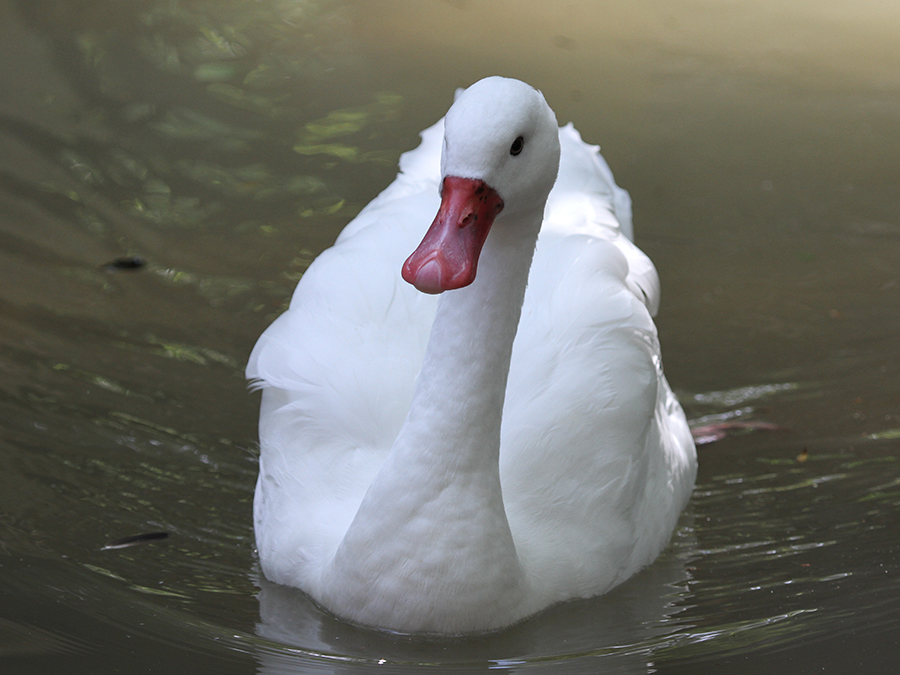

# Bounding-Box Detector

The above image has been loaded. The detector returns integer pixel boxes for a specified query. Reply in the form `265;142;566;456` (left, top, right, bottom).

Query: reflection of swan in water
248;75;696;635
252;518;696;674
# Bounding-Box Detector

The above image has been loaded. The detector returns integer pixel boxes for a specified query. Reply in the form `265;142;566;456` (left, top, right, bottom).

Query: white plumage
247;77;696;634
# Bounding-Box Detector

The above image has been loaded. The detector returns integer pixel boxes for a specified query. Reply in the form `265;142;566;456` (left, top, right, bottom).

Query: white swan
247;77;697;635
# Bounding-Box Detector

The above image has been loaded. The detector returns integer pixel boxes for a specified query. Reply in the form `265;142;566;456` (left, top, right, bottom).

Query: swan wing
246;130;443;586
499;128;695;603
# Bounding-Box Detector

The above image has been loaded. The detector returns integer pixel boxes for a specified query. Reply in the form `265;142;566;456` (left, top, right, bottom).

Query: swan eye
510;136;524;156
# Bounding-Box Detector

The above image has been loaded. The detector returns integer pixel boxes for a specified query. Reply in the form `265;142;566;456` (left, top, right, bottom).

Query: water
1;0;898;672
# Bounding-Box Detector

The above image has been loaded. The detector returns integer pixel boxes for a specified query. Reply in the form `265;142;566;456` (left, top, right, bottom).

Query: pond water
1;0;899;673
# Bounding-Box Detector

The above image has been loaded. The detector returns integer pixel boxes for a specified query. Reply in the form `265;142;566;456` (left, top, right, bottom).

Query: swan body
247;77;697;634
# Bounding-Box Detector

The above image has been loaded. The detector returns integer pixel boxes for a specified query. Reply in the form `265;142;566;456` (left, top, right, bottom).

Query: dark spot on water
552;35;577;51
101;531;169;550
102;256;145;271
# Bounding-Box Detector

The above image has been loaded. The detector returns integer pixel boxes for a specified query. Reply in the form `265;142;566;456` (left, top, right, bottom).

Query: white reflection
252;517;696;674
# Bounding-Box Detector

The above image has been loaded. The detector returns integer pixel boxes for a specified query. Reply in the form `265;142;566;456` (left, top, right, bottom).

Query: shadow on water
1;0;899;673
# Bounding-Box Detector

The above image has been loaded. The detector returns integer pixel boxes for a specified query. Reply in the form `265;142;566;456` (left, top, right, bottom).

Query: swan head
403;77;560;294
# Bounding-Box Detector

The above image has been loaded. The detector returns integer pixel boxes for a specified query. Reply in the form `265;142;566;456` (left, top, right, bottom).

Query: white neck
320;211;542;633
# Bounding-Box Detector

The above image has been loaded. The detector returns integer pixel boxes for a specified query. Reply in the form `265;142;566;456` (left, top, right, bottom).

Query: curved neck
321;211;543;632
400;218;538;469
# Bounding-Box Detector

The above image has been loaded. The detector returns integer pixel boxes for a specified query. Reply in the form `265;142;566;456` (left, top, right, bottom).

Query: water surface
1;1;899;673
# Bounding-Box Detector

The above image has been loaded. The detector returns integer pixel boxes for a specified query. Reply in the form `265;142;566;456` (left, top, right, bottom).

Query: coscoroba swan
247;77;697;634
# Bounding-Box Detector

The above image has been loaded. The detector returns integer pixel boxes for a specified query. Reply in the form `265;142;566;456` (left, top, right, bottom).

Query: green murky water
1;1;899;672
